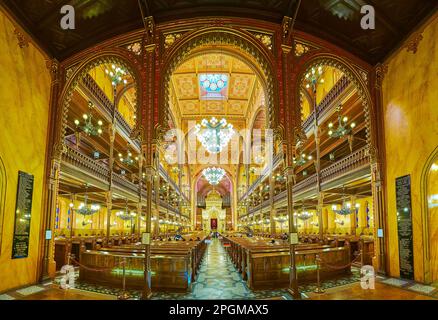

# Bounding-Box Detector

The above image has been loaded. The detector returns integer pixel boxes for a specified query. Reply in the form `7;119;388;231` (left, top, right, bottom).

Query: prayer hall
0;0;437;304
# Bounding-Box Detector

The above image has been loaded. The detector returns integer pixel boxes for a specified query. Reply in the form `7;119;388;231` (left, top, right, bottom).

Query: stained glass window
199;74;229;100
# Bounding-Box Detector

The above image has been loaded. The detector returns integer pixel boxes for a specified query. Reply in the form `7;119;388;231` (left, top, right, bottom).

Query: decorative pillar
105;191;112;237
40;59;61;280
350;196;357;236
317;192;325;240
137;153;144;237
269;173;276;235
141;142;155;300
370;63;389;275
280;15;301;299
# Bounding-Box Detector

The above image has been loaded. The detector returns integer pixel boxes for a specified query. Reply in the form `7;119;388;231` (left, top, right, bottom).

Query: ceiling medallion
202;167;226;186
195;117;234;154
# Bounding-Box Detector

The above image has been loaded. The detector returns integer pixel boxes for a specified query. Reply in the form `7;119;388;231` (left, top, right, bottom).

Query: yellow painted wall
56;196;138;237
0;10;51;292
382;15;438;282
88;65;114;102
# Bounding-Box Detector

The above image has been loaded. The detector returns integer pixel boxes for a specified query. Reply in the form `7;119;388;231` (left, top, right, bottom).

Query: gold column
137;153;144;237
269;173;276;235
317;192;325;239
285;165;300;299
106;123;116;238
142;152;154;299
371;63;389;275
42;159;61;279
39;59;61;280
350;196;357;236
105;192;112;237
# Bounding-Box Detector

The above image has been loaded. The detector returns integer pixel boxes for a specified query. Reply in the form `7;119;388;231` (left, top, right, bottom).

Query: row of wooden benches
77;233;208;292
221;235;353;290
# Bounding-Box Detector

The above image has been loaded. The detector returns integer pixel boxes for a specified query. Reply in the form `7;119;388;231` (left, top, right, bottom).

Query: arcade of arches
0;3;437;300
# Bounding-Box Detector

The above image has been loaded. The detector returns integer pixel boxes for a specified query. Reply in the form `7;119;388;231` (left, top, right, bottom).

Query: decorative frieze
14;28;29;48
65;65;78;82
374;63;388;89
126;42;142;55
248;31;273;51
404;32;423;54
163;33;183;49
295;42;310;57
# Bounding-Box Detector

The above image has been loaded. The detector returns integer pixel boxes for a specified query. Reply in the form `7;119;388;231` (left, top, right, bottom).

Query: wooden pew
78;233;207;292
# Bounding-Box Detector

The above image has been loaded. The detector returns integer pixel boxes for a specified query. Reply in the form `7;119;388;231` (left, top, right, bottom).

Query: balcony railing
245;147;370;210
240;151;283;201
320;146;369;183
112;172;139;195
62;145;110;183
159;200;180;215
80;75;139;149
303;76;351;131
292;174;318;195
158;165;189;202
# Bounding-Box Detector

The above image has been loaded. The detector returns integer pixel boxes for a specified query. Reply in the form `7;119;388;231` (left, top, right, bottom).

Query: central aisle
153;238;291;300
189;238;253;299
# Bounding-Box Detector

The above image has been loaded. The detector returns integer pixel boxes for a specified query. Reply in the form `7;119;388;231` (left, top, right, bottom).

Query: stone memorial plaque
395;175;414;280
12;171;34;259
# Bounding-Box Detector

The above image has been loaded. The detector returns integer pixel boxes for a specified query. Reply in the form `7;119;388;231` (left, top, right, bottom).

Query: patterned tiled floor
150;238;291;300
3;239;436;300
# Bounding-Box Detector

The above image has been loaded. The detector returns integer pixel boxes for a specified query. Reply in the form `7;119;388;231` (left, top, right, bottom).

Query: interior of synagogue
0;0;437;302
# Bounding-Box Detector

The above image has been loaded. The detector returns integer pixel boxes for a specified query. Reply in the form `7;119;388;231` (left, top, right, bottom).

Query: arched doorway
422;147;438;285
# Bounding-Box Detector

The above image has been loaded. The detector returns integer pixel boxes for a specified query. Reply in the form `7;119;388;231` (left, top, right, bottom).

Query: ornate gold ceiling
170;53;261;121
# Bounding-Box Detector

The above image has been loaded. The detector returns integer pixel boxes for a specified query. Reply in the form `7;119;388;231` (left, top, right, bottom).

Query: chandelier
74;101;104;136
304;66;325;89
328;105;356;138
295;211;313;221
332;189;360;215
202;167;226;185
105;64;128;87
116;207;137;221
194;117;235;154
118;144;138;166
332;202;360;216
293;152;313;167
294;203;313;221
274;215;288;223
71;194;100;216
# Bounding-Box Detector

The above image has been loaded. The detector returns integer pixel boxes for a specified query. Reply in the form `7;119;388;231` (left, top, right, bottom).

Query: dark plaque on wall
12;171;34;259
395;175;414;280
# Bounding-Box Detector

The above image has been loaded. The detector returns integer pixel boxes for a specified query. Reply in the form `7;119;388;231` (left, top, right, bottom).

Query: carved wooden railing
62;145;110;182
159;200;179;215
273;190;287;202
320;147;369;183
246;147;370;209
292;174;318;195
158;165;189;202
240;151;283;202
81;75;138;148
303;76;351;131
112;172;139;195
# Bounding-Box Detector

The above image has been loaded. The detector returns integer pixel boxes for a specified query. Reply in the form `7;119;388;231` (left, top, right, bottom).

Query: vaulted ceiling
3;0;437;63
170;53;261;121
